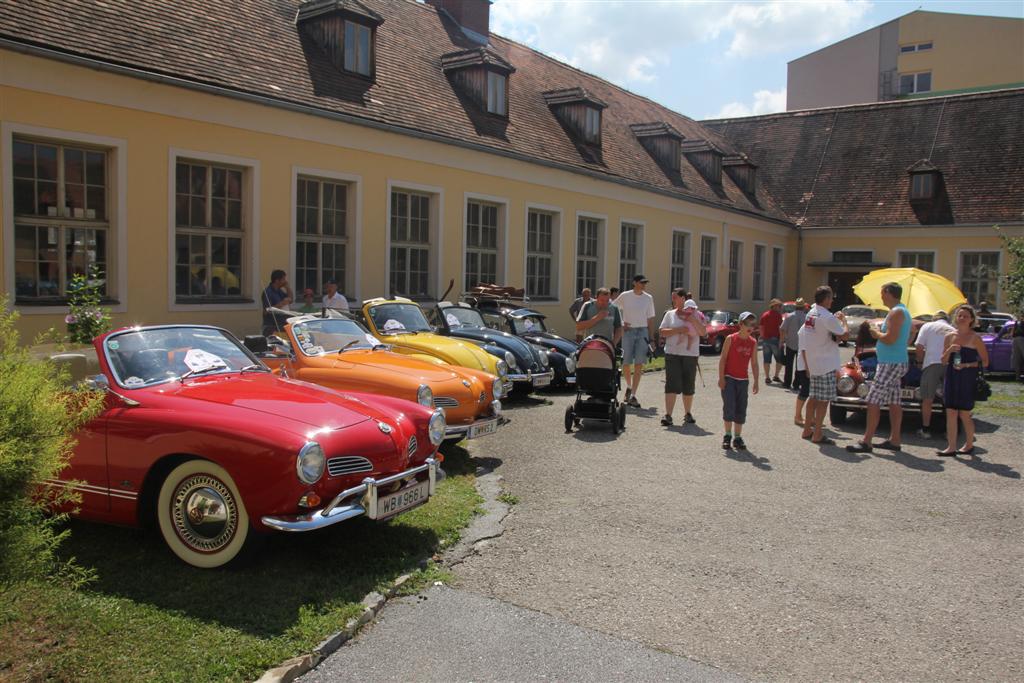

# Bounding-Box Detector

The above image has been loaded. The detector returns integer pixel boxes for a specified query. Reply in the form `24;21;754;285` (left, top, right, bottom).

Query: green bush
0;301;104;586
65;264;111;345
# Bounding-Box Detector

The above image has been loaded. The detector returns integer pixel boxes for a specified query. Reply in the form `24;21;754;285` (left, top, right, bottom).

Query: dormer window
442;47;515;118
486;71;507;116
296;0;383;79
907;159;940;201
630;122;683;174
682;139;725;186
543;87;607;147
724;154;758;195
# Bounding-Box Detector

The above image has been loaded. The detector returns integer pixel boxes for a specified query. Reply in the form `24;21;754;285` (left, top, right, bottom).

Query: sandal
936;449;958;457
876;440;902;452
955;446;975;456
846;441;873;453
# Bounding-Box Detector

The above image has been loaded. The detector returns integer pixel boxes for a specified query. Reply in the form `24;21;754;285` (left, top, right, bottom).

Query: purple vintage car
982;321;1018;375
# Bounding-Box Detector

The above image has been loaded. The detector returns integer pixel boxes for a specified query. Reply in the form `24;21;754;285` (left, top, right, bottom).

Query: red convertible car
700;310;759;354
43;325;446;569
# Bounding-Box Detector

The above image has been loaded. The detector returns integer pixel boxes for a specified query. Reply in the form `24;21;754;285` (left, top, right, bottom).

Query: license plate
533;374;551;388
468;418;499;439
901;388;916;400
376;480;430;520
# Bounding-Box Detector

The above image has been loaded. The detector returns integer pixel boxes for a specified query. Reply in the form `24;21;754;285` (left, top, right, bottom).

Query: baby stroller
564;336;627;434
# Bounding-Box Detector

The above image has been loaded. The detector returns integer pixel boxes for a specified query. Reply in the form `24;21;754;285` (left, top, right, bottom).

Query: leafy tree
996;227;1024;316
65;264;111;345
0;301;104;586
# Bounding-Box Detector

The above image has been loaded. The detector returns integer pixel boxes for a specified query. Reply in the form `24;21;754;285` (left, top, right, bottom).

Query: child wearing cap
718;311;760;449
298;288;318;313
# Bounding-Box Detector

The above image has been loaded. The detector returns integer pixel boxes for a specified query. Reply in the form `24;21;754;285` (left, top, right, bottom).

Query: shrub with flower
65;264;111;345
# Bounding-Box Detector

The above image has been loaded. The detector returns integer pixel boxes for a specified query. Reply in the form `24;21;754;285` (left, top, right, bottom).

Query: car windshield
706;311;731;325
511;316;547;335
442;307;488;329
291;318;380;355
368;303;432;334
104;326;259;388
843;306;877;318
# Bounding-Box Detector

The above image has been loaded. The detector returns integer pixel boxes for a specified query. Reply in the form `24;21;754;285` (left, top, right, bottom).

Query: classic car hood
315;351;461;383
450;328;533;355
382;333;494;371
522;332;575;355
164;374;370;430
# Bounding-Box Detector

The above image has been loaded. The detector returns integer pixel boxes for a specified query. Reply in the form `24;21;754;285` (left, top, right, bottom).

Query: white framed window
752;243;766;302
465;197;504;290
899;71;932;95
670;230;690;291
526;207;559;300
618;222;642;292
958;251;1000;306
575;214;605;295
699;234;716;301
770;246;784;300
168;148;259;311
910;173;935;199
727;239;743;301
898;250;935;272
900;41;933;53
11;137;112;302
390;189;432;298
486;71;508;116
343;20;373;76
295;175;351;297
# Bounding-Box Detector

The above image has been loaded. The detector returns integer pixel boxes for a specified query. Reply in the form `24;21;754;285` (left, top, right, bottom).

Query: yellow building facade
2;49;796;341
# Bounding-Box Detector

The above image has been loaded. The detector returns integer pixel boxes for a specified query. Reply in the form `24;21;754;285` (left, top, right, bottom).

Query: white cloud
490;0;873;88
710;87;787;119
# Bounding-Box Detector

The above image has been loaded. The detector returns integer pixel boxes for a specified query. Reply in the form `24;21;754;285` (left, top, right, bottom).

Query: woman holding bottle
937;304;989;456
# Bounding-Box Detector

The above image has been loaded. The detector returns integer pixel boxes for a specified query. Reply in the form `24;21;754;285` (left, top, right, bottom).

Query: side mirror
84;374;110;392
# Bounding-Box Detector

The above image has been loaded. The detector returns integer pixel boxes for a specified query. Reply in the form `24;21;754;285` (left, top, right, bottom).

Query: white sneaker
916;428;932;439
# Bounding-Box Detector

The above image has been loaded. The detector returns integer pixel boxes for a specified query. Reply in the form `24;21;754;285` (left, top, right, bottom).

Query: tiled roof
703;90;1024;228
0;0;789;224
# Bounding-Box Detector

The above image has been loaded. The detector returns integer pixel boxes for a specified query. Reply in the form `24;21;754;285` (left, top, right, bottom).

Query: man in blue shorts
614;275;656;408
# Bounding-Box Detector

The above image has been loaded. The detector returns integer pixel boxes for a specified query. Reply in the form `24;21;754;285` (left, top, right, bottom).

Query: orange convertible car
251;315;504;442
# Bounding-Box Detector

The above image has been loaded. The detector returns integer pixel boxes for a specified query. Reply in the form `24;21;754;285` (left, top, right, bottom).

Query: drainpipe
795;225;803;297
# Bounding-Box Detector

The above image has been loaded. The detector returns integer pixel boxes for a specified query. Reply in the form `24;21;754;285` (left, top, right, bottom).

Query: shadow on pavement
871;449;945;472
666;424;714;437
724;448;772;470
956;452;1021;479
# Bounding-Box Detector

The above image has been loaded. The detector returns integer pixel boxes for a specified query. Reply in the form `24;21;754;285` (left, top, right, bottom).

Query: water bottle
952;350;961;368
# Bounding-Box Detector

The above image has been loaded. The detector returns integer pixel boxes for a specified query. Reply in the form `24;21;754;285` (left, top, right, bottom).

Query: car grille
433;396;459;408
326;456;373;477
407;436;418;457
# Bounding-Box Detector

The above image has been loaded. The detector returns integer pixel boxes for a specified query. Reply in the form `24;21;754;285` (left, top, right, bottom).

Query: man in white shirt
614;274;656;408
658;291;707;426
914;310;954;438
797;285;848;444
322;278;349;311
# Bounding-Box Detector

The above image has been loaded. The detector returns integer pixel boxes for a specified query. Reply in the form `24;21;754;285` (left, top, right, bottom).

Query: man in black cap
614;274;656;407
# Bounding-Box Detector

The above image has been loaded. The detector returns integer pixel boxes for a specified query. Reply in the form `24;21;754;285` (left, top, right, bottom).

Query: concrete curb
253;456;511;683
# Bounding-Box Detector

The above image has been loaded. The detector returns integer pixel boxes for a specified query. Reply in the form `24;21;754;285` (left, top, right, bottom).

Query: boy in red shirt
718;311;760;449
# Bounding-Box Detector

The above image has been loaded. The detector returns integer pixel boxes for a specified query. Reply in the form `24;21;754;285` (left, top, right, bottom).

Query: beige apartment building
787;10;1024;110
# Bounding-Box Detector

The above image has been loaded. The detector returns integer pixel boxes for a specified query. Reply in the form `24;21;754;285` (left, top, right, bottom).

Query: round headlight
565;356;576;373
296;442;326;485
856;382;870;398
492;377;503;401
837;375;856;395
428;409;446;446
496;359;508;377
504;351;516;370
540;350;550;368
417;384;433;407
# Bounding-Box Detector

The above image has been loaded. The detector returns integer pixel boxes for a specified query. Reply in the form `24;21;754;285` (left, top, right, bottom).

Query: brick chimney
426;0;491;43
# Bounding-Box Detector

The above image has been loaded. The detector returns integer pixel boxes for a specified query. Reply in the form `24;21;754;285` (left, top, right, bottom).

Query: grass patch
0;450;483;682
974;380;1024;419
643;355;665;372
497;491;520;506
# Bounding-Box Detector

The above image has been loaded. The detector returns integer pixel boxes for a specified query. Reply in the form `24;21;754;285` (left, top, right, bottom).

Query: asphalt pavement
307;356;1023;681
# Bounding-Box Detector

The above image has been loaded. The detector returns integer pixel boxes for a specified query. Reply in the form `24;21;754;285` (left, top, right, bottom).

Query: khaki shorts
665;354;698;395
920;364;944;401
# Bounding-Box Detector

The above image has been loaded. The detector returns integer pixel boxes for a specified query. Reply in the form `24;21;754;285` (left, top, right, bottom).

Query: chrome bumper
445;413;508;436
507;370;556;385
833;396;927;413
261;457;437;532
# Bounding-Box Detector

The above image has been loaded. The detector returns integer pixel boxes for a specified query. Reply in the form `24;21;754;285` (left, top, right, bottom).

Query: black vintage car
427;302;555;393
473;301;577;387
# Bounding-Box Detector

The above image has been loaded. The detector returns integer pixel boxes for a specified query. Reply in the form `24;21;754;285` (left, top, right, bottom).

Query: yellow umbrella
853;267;966;318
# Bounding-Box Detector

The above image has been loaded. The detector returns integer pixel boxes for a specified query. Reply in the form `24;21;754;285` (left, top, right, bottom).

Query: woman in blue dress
937;305;989;456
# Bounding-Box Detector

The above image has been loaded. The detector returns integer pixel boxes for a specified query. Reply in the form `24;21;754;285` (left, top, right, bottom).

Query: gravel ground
455;357;1024;681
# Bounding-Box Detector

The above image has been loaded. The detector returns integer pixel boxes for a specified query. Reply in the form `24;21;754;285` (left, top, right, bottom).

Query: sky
488;0;1024;120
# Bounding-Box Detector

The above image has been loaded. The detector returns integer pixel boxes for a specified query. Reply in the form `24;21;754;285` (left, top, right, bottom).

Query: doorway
828;271;867;311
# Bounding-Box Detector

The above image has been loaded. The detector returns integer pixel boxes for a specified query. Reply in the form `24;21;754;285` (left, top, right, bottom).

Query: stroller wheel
617;404;627;432
564;405;575;433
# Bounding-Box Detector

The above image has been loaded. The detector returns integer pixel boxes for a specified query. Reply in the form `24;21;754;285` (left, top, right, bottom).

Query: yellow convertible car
361;298;513;394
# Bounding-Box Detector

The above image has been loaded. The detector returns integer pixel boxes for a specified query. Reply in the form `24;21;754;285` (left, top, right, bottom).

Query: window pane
917;72;931;92
13;178;35;215
13;141;34;178
86;152;105;186
357;24;371;75
211;198;226;228
87;186;106;220
190;164;206;195
190;196;207;227
66;183;85;213
212;167;226;198
226;170;242;200
900;74;914;95
64;148;84;184
36;145;57;181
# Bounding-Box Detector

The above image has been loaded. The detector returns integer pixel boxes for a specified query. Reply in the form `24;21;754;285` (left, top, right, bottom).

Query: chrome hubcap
171;475;237;552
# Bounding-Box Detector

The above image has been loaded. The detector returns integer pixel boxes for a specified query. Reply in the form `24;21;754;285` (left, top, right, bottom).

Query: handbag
974;372;992;402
